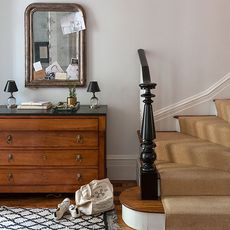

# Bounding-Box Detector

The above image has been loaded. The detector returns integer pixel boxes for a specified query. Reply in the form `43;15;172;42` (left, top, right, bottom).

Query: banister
138;49;151;83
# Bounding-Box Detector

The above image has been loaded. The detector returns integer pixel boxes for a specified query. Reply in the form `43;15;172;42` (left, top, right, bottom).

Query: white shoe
54;198;70;220
69;204;81;218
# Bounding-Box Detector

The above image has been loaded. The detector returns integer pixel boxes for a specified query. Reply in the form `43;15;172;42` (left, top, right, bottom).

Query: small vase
67;97;77;107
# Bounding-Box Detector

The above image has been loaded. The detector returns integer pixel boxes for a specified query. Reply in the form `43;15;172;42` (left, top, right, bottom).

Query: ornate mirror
25;3;86;87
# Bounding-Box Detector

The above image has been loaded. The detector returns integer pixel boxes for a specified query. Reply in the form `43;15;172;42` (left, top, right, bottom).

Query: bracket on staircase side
138;49;158;200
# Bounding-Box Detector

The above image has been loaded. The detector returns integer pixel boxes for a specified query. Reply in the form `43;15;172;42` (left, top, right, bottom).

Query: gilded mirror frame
25;3;86;87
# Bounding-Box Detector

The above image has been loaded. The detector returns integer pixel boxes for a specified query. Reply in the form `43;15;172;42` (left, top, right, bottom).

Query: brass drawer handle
76;173;81;181
8;173;13;182
7;135;13;144
8;153;13;162
76;134;83;144
76;154;82;162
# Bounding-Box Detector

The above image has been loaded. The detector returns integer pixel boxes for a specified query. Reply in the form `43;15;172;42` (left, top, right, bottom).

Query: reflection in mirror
25;3;86;87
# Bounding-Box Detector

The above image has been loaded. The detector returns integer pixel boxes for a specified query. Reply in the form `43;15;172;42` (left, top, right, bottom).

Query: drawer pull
76;134;83;144
8;153;13;162
43;155;47;161
76;154;82;162
8;173;13;182
7;135;13;144
76;173;81;181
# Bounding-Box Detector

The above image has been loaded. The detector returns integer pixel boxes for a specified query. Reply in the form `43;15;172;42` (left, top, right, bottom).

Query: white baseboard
107;155;138;180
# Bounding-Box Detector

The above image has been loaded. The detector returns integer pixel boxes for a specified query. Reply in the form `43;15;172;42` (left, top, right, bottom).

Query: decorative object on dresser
0;105;107;193
17;101;52;110
4;80;18;108
87;81;101;109
67;84;77;107
53;101;80;113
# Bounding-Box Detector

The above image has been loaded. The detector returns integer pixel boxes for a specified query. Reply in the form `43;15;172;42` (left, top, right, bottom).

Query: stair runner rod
138;49;158;200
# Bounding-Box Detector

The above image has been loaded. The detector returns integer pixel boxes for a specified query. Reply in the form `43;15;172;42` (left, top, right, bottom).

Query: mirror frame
25;3;86;87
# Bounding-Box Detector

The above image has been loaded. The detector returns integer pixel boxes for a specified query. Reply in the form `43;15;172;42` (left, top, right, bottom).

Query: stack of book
17;101;52;110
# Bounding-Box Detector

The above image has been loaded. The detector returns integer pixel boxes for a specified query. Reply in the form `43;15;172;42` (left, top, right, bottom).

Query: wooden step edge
119;186;165;214
213;98;230;101
173;115;216;119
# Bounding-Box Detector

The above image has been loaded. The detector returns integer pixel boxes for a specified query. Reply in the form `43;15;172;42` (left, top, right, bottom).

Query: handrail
138;49;151;83
138;49;158;200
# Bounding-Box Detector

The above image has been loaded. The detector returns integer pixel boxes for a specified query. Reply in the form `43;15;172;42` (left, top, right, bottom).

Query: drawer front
0;150;98;166
0;131;98;148
0;168;98;186
0;118;98;131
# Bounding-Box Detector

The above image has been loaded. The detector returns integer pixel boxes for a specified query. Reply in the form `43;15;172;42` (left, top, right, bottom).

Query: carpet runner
155;99;230;230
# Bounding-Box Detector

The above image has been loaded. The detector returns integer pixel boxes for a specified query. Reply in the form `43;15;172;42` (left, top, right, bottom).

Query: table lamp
87;81;100;109
4;80;18;108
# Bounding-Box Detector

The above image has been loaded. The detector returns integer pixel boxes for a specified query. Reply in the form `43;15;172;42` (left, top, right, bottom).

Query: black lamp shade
4;80;18;93
87;81;100;93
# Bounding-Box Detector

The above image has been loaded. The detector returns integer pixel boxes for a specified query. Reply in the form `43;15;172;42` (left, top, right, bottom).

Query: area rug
0;206;121;230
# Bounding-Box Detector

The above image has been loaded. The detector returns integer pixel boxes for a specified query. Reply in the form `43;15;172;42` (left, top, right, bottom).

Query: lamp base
7;104;17;109
7;95;17;109
89;104;100;109
89;96;99;109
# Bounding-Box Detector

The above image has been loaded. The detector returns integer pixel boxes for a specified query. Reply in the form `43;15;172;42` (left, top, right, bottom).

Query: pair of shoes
54;198;81;220
69;204;81;218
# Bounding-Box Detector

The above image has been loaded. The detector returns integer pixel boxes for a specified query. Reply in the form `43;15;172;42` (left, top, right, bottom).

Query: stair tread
157;162;230;196
163;195;230;214
119;186;164;214
156;131;196;141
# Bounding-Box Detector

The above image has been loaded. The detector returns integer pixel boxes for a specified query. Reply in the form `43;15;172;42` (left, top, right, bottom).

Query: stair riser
163;196;230;230
157;163;230;196
179;117;230;148
215;99;230;123
156;141;230;172
160;176;230;196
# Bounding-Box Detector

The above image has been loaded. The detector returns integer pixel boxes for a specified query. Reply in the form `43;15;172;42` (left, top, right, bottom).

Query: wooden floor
0;180;136;230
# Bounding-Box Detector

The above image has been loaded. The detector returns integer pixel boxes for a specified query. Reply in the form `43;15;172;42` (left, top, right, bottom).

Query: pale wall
0;0;230;179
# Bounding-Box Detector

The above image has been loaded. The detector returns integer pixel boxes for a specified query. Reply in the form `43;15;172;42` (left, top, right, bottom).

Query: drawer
0;168;98;186
0;150;98;166
0;131;98;148
0;118;98;131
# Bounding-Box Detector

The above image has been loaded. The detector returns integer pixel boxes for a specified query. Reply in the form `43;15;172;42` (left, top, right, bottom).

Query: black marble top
0;105;107;116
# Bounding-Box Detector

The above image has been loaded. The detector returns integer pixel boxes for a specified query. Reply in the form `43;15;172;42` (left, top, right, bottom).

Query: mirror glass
25;3;86;87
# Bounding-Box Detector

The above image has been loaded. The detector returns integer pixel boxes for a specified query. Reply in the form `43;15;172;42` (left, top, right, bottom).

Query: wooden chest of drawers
0;105;107;193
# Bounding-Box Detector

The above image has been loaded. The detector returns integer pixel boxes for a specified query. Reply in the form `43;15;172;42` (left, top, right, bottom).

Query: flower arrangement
68;85;77;98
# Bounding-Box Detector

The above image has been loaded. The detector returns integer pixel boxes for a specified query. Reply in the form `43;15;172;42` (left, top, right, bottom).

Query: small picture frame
71;58;78;65
34;42;49;63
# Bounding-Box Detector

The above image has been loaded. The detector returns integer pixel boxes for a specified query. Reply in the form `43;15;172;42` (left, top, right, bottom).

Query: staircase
120;99;230;230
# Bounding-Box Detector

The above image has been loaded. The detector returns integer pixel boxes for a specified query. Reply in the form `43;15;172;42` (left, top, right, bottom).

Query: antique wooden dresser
0;105;107;193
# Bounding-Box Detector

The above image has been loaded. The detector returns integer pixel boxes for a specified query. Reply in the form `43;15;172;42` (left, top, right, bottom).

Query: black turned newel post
138;49;158;200
140;82;158;200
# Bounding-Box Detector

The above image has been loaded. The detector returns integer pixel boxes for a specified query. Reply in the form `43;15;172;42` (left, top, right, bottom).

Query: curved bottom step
119;186;165;230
